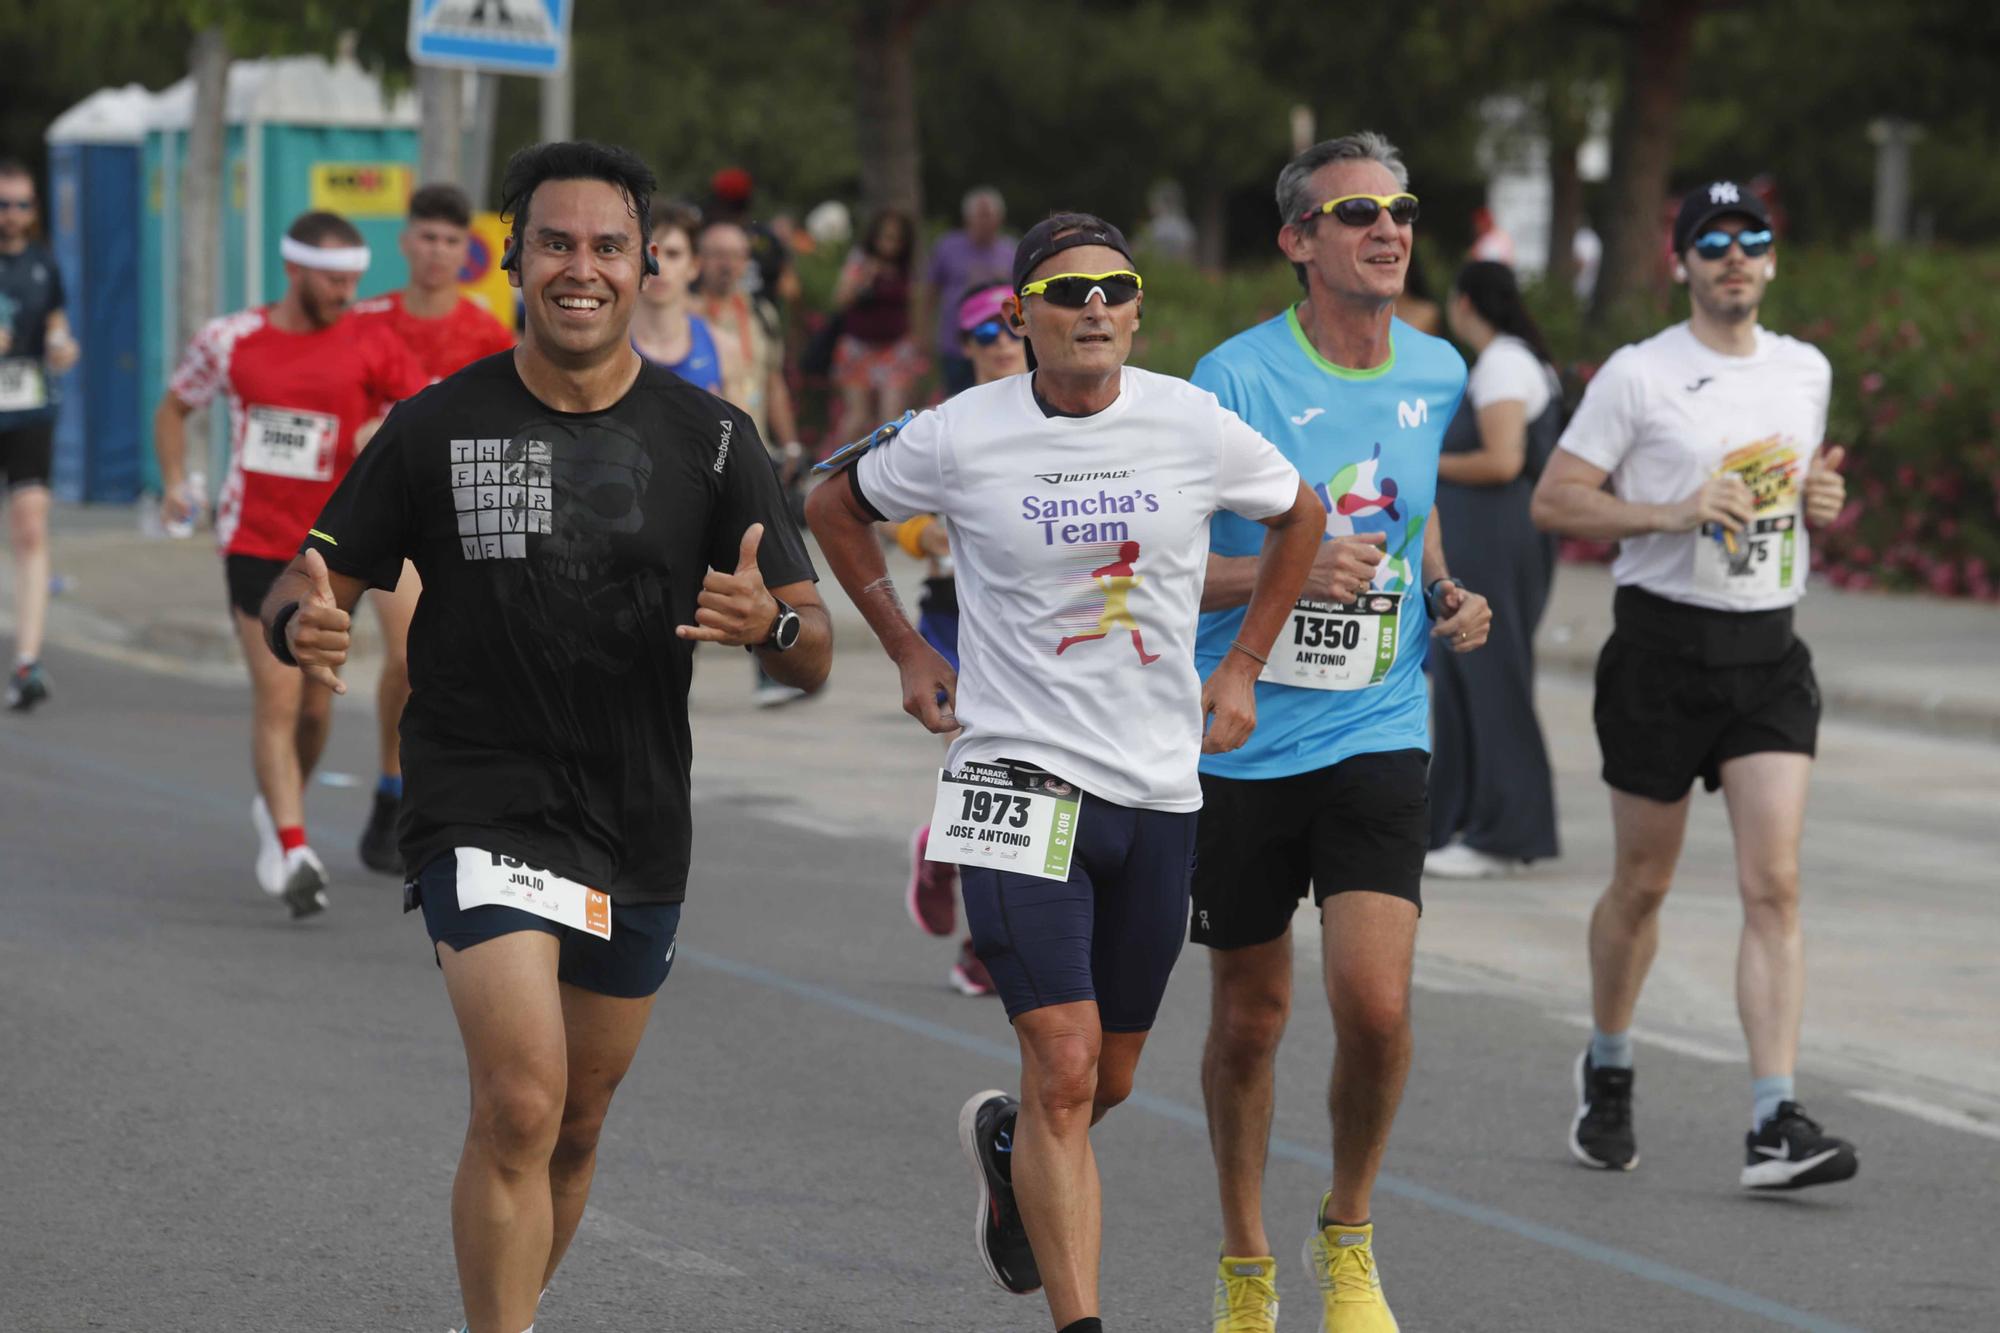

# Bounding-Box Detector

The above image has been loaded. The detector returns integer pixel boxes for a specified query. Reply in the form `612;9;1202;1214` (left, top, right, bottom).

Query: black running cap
1011;213;1134;291
1672;180;1773;255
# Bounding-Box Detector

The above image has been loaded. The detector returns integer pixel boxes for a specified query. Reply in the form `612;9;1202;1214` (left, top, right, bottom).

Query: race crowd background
3;0;1995;599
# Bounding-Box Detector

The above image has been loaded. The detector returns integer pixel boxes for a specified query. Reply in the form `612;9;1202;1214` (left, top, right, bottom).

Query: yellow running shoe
1301;1196;1399;1332
1211;1253;1279;1332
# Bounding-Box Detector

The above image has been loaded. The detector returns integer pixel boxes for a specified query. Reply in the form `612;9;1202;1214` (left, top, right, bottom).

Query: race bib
241;404;338;480
0;359;46;412
1694;514;1798;600
1261;592;1402;691
454;847;611;940
926;762;1084;882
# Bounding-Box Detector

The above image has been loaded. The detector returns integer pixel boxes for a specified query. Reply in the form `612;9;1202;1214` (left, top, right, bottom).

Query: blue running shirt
1194;308;1466;779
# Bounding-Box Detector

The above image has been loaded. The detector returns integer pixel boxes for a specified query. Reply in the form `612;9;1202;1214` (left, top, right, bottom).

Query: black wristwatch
267;601;302;666
752;597;802;653
1424;577;1465;620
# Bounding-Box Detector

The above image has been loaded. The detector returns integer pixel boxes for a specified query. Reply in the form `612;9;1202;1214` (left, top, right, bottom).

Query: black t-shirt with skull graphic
304;351;816;905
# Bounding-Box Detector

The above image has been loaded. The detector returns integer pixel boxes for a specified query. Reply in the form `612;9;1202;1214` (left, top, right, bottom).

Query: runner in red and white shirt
154;209;426;919
347;183;516;876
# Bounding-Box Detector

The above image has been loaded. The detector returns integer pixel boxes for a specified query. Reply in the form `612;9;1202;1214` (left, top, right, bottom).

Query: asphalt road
3;646;1994;1332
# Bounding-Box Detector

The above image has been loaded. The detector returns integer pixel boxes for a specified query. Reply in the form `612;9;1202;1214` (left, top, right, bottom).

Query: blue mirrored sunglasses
966;319;1020;346
1692;228;1773;260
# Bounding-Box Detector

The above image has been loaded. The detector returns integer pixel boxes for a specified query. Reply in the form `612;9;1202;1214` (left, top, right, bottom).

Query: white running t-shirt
854;367;1302;812
1467;334;1556;420
1556;322;1831;612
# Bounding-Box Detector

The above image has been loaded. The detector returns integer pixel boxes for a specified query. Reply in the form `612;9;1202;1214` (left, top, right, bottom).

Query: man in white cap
155;209;426;918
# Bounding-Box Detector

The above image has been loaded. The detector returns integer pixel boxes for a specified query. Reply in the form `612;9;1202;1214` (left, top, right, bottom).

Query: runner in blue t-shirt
630;202;725;395
1190;134;1491;1333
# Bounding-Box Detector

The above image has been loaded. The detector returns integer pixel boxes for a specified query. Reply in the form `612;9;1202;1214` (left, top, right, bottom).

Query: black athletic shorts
1190;749;1428;951
0;420;54;491
224;554;288;620
1594;586;1819;802
960;788;1198;1032
406;853;683;1000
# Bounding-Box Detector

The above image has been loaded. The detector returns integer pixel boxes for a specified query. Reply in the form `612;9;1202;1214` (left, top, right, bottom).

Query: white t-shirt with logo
855;367;1302;812
1467;334;1556;419
1557;322;1830;612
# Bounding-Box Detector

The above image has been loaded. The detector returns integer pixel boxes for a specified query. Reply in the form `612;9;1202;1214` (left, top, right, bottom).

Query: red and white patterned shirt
168;308;428;562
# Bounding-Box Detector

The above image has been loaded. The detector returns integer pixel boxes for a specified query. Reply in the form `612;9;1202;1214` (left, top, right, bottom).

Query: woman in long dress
1427;261;1563;876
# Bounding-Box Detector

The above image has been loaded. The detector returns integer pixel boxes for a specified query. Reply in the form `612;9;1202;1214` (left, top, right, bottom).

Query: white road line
580;1208;744;1276
1847;1089;2000;1142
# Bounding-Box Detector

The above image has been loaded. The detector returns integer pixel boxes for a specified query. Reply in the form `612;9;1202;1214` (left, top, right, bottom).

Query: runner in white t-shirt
807;214;1323;1333
1531;180;1857;1192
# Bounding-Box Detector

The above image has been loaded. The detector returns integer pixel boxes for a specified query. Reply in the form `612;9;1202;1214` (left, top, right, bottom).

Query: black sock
1058;1320;1103;1333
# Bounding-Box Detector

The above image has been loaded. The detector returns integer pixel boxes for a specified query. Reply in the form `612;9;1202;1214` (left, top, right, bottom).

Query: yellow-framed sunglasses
1017;270;1143;308
1298;193;1420;227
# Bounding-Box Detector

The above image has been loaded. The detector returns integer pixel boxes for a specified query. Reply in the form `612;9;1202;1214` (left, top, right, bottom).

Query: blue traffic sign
409;0;572;77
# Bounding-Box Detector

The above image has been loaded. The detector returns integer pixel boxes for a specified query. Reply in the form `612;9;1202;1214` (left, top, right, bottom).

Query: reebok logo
1034;468;1135;485
714;419;733;474
1397;398;1428;428
1290;407;1325;426
1709;181;1742;204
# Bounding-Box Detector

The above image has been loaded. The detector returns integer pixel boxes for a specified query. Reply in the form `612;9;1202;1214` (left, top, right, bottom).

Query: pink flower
1859;372;1885;395
1928;565;1959;596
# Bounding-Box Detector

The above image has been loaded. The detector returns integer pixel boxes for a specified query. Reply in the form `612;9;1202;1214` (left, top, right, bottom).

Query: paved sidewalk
6;501;1997;738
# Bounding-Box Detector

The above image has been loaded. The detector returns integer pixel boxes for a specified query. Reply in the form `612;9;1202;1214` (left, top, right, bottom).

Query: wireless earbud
1765;263;1776;280
1673;264;1688;283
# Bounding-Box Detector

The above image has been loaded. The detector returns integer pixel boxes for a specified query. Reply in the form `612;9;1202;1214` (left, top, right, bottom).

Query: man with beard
1533;180;1857;1191
261;141;828;1333
155;209;427;917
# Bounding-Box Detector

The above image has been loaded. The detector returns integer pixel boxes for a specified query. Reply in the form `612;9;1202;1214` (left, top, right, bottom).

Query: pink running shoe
908;825;958;936
950;938;997;997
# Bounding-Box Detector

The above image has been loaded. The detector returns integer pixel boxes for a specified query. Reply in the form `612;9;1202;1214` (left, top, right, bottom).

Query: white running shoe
279;845;329;919
251;796;285;897
1422;842;1521;880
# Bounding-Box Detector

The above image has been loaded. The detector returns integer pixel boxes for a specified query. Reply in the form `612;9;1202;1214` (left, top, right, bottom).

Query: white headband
280;235;372;273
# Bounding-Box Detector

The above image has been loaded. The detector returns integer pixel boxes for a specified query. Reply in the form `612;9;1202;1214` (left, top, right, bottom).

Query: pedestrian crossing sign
408;0;572;77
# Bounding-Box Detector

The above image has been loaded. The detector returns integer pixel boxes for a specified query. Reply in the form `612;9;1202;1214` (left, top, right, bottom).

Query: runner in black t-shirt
259;141;829;1333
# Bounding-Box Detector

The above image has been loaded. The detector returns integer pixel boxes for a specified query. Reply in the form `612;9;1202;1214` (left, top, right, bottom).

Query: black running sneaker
958;1089;1040;1294
358;789;402;875
1569;1051;1638;1170
1741;1101;1858;1190
6;662;49;713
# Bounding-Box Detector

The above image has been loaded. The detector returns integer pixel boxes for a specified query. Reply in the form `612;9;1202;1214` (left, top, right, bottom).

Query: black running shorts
0;420;54;491
407;853;683;999
224;554;288;620
1593;586;1819;803
1190;749;1428;951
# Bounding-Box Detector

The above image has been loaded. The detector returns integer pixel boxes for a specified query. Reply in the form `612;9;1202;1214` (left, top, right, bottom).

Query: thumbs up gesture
678;523;779;646
289;547;352;693
1804;445;1847;528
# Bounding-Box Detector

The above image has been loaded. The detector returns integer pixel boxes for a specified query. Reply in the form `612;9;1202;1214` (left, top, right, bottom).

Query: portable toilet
140;54;417;495
45;85;155;503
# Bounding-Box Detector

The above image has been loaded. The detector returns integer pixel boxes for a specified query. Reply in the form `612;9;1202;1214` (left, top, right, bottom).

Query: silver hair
1274;132;1409;228
963;185;1005;217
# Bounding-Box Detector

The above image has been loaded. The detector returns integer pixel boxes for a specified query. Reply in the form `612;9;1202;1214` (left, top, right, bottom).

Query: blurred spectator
923;186;1013;396
805;199;853;251
631;202;723;394
829;209;924;451
695;218;803;472
1469;205;1517;265
1139;179;1197;263
1427;260;1563;877
707;166;802;331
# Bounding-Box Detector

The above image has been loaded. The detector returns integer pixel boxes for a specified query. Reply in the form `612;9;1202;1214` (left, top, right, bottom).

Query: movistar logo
1397;398;1428;428
1034;469;1134;485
